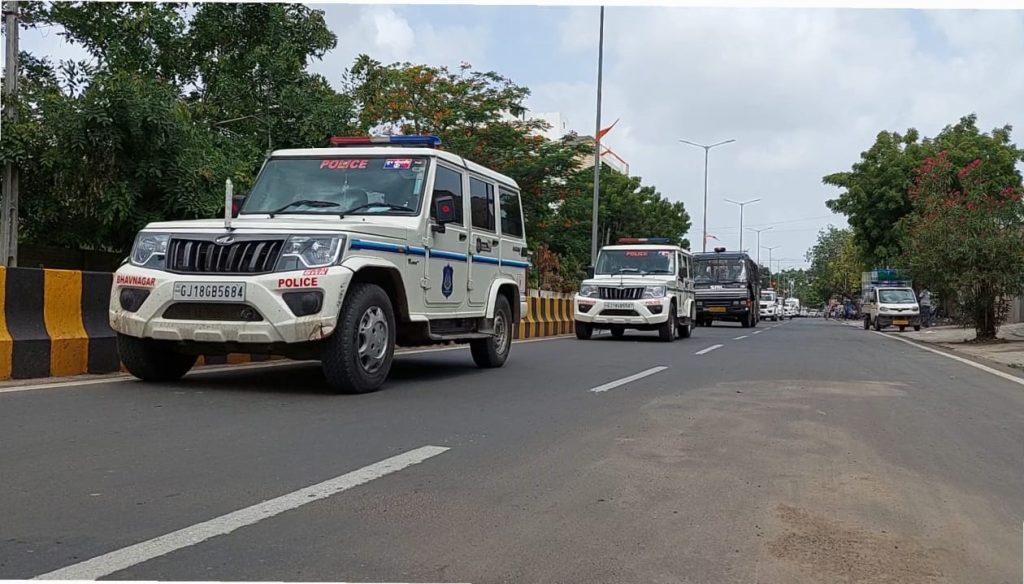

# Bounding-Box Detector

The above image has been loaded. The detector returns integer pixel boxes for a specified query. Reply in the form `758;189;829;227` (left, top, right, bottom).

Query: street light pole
746;226;773;267
679;138;735;252
723;197;760;251
762;245;780;287
1;0;19;267
590;6;605;267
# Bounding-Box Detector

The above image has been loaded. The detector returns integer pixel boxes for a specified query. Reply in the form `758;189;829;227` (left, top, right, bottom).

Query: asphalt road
2;318;1022;583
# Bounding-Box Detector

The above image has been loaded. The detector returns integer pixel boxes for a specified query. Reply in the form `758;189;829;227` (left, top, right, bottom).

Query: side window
499;188;524;238
431;165;464;225
470;177;495;232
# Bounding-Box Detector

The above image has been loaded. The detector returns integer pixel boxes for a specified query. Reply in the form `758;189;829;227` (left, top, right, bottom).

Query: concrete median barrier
1;266;575;381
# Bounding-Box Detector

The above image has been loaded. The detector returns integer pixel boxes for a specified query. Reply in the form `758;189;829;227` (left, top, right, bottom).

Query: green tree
903;150;1024;340
825;115;1023;268
806;227;863;302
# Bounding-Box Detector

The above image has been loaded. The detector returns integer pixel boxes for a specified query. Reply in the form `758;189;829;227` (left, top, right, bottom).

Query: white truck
110;135;530;393
573;238;696;342
784;297;800;319
759;289;780;321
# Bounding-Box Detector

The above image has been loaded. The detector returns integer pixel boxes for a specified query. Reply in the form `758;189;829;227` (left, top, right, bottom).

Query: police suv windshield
242;156;429;215
878;289;917;304
694;257;746;284
595;249;675;275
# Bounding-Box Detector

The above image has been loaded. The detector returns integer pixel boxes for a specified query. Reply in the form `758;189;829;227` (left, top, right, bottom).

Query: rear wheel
610;326;625;339
471;295;512;368
117;333;197;382
321;283;395;394
574;320;593;340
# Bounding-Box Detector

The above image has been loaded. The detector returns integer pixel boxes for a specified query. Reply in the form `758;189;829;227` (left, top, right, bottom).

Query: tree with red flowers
902;146;1024;340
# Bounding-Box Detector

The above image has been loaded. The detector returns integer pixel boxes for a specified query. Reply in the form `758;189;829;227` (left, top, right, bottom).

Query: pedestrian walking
919;288;933;327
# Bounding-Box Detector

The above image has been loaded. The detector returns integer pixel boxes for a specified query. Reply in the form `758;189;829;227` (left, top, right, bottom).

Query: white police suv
573;238;696;341
110;135;530;393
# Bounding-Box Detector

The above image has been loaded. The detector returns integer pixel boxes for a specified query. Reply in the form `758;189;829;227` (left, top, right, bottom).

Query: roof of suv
601;244;688;254
269;146;519;190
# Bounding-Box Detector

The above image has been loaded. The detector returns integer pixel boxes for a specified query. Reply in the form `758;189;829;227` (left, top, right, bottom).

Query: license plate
606;301;634;310
173;282;246;302
709;306;727;313
893;319;909;325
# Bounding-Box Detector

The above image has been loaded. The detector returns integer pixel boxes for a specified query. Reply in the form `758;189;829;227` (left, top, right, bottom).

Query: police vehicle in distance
759;288;781;321
574;238;696;342
692;248;760;328
110;135;530;394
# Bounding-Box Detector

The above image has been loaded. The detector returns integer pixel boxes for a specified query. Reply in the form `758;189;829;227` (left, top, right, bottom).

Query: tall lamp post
590;6;605;266
723;197;759;252
746;226;773;267
762;245;780;287
679;138;735;252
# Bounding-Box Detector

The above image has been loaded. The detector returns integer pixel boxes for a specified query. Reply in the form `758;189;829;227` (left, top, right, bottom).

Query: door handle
458;233;467;241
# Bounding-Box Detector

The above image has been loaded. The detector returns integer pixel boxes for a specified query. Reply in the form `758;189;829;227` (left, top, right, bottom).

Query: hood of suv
143;216;416;240
582;274;675;288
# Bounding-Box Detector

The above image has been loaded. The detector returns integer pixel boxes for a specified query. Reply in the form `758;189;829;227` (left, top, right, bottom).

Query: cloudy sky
17;4;1024;267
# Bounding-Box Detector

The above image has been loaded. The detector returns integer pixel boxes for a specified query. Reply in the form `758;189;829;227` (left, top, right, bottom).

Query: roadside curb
871;330;1024;387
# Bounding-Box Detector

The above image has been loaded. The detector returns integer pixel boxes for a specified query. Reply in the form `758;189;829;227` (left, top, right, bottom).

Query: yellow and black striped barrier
1;266;578;380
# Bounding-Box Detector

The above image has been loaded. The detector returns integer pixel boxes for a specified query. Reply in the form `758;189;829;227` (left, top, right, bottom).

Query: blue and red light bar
329;135;442;147
617;237;673;244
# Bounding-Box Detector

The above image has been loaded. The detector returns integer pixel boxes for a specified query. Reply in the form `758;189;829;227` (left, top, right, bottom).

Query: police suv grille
599;309;640;317
599;287;643;300
167;239;283;274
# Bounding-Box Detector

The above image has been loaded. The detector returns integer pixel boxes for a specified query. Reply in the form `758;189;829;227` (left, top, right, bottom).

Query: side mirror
432;195;457;233
231;194;247;218
585;266;595;279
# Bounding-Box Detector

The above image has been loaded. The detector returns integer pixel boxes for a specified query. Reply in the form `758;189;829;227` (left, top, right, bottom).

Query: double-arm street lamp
762;245;780;286
723;197;760;252
746;226;774;267
679;138;735;252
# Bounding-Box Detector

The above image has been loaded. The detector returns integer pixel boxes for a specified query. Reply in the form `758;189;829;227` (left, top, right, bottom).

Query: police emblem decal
441;264;454;298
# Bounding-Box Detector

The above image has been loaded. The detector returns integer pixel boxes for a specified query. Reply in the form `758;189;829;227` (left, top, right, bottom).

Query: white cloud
527;7;1024;263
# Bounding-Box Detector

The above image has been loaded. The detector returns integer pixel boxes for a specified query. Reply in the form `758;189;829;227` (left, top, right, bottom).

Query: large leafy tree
824;115;1022;268
903;151;1024;340
805;226;863;302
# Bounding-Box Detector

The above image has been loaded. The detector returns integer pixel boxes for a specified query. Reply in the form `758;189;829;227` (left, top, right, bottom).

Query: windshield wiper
340;202;416;217
267;199;340;217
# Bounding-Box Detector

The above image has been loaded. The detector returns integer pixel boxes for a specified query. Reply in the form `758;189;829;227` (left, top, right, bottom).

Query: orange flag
596;118;619;141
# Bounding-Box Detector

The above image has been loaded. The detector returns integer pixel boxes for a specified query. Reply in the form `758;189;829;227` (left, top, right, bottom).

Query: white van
110;135;529;393
862;287;921;332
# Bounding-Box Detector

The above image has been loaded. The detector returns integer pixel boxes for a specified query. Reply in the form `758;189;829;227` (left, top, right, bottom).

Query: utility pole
590;5;605;267
679;138;735;252
724;197;760;252
747;226;773;267
1;0;19;267
762;245;780;287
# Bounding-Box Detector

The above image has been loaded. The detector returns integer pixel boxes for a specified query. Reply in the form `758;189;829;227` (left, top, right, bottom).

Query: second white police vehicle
573;238;696;342
110;135;530;394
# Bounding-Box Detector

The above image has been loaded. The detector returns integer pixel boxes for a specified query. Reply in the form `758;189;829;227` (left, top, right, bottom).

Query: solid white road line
733;335;749;340
695;344;724;355
1;333;585;394
872;331;1024;388
35;445;450;580
589;366;668;393
751;330;763;335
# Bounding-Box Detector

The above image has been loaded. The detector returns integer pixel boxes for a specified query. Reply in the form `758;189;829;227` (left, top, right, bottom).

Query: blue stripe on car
350;238;529;269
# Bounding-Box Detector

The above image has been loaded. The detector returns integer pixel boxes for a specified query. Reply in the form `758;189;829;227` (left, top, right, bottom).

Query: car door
426;164;469;309
468;175;499;307
498;186;529;293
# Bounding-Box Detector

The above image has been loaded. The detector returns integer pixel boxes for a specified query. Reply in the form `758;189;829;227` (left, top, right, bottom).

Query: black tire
863;315;870;330
610;326;625;339
471;295;513;368
321;282;395;394
874;317;883;331
914;325;921;332
658;303;676;342
898;326;905;333
677;308;693;339
574;320;593;340
117;333;197;382
741;312;753;328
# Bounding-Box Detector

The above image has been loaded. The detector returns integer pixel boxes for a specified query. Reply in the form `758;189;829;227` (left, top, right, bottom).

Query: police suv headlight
130;232;169;268
642;286;667;299
275;235;346;271
579;284;599;298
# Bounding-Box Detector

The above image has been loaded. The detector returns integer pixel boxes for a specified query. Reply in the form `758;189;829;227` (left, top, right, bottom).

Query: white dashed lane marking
589;366;669;393
695;344;724;356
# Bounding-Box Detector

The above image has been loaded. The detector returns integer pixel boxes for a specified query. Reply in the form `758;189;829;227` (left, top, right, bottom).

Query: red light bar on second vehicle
617;237;673;244
329;135;442;147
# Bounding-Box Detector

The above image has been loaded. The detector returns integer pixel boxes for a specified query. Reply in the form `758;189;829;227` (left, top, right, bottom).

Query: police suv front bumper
109;264;353;345
573;295;672;327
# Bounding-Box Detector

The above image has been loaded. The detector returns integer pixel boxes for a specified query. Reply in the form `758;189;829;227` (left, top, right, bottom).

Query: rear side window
470;177;495;231
499;188;524;238
431;165;464;225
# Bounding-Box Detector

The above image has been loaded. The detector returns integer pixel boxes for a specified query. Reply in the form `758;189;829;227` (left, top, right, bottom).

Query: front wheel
117;333;197;382
574;320;593;340
863;315;870;330
471;295;513;368
321;282;395;394
914;325;921;332
658;304;676;342
874;317;883;331
677;310;693;339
